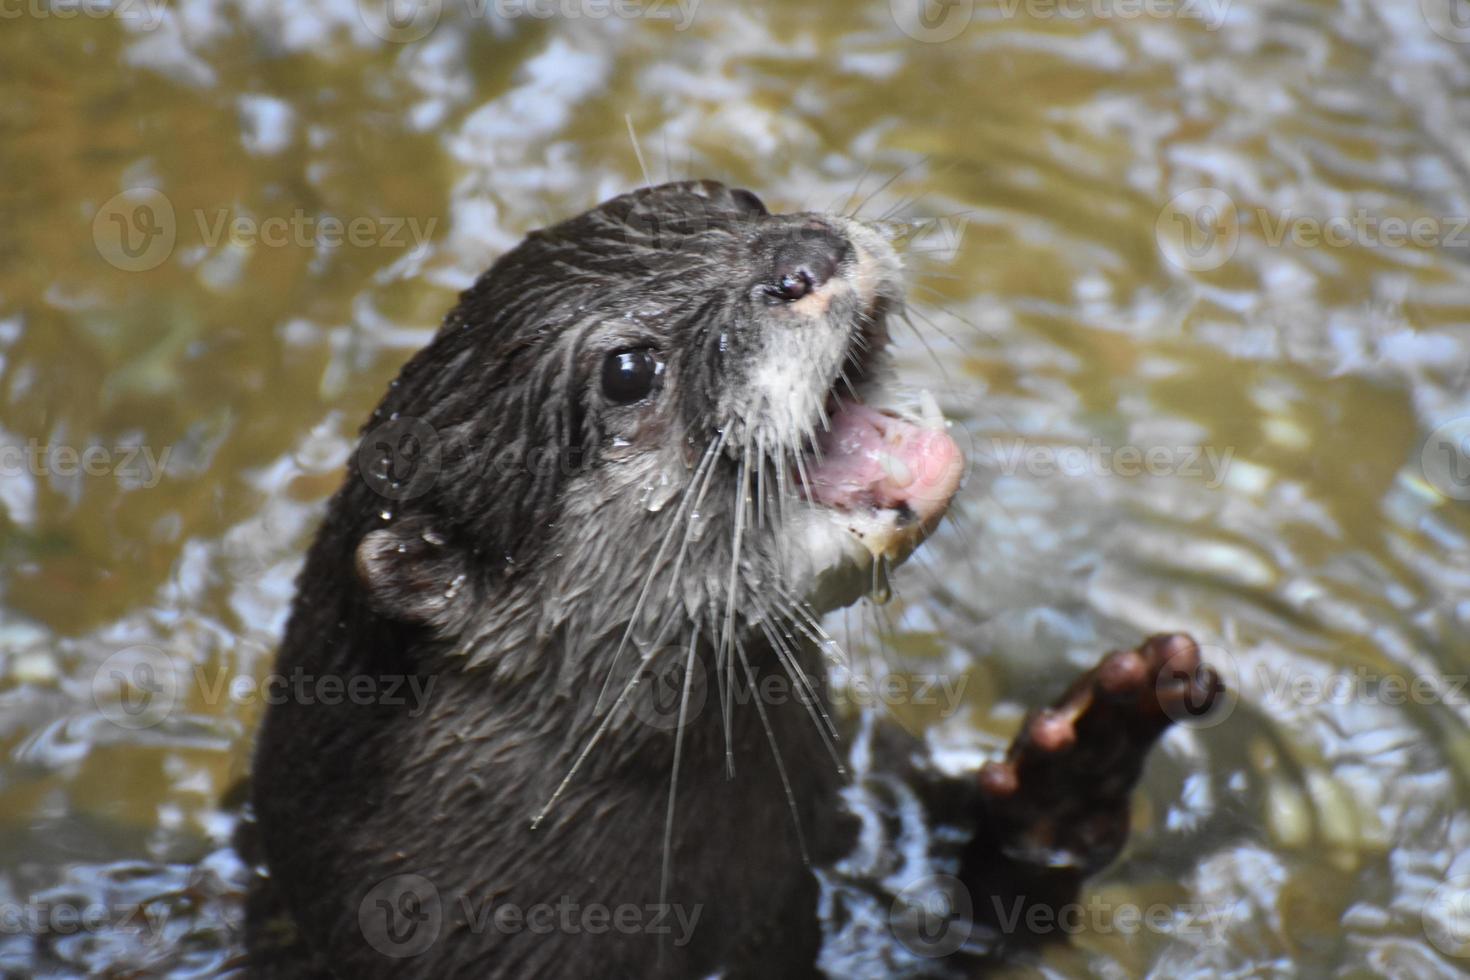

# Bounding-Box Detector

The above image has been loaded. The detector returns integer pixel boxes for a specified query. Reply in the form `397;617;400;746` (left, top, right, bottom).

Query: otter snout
768;224;849;302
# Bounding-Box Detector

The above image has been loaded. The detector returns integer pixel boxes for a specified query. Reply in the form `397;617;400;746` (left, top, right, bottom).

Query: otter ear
355;519;470;632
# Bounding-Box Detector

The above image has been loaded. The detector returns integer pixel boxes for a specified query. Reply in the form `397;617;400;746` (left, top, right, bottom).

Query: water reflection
2;0;1469;975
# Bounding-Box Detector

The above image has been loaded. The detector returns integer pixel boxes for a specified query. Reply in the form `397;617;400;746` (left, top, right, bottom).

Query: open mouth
795;301;965;556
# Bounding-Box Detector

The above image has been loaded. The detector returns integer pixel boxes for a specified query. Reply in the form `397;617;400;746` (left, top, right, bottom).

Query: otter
243;181;1220;979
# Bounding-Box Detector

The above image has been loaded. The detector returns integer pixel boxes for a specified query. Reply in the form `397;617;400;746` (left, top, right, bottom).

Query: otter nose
768;228;849;302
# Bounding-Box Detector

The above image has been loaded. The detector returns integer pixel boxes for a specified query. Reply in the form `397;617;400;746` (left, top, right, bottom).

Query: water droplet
640;472;679;512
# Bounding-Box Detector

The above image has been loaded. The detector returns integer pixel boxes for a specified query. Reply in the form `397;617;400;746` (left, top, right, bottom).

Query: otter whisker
899;299;969;353
624;113;653;188
633;429;740;690
905;543;953;600
774;447;793;532
658;621;702;947
717;439;754;779
886;308;955;389
844;156;930;221
813;395;832;434
867;158;960;224
754;596;839;739
792;442;817;491
667;429;729;594
906;284;1002;348
591;433;723;716
836;157;879;217
753;608;845;774
755;429;767;530
772;584;853;672
530;647;650;831
735;638;810;866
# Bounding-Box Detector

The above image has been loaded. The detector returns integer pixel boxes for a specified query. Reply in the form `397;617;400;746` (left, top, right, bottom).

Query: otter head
351;180;963;689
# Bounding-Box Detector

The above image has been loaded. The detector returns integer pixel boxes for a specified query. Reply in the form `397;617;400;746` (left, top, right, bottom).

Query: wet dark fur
249;182;872;978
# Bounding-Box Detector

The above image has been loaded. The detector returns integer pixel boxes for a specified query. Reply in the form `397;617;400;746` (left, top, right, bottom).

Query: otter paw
976;633;1222;873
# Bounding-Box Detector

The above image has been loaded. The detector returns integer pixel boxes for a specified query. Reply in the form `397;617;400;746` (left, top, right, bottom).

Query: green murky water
2;1;1469;975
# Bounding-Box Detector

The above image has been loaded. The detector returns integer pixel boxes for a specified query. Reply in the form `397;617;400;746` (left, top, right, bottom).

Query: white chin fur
777;502;927;616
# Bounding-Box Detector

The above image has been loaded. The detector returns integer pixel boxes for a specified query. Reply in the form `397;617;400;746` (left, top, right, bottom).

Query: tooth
877;451;913;486
919;389;945;430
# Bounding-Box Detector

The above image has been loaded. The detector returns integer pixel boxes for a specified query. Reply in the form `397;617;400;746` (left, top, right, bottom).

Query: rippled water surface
3;1;1470;976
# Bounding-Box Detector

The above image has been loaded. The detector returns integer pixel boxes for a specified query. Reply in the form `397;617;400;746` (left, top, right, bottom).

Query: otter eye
601;349;663;404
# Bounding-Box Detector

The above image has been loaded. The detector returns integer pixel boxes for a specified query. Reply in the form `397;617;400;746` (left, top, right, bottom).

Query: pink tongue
801;401;964;525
